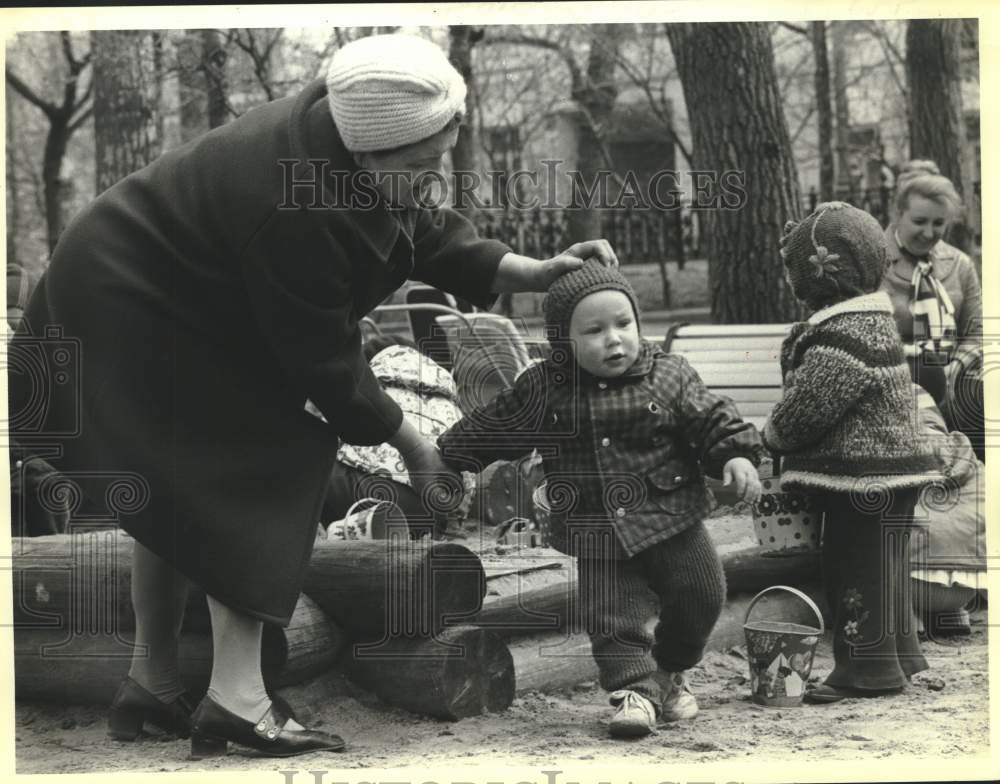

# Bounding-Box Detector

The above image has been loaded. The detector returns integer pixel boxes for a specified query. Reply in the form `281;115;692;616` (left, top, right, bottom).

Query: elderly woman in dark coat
9;33;616;758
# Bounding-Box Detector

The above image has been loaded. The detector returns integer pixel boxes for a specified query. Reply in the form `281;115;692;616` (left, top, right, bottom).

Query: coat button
615;507;626;518
598;382;608;390
15;460;23;469
601;437;611;447
674;475;683;483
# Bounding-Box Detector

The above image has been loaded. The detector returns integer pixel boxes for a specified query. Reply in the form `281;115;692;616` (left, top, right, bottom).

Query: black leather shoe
189;696;345;759
108;677;198;740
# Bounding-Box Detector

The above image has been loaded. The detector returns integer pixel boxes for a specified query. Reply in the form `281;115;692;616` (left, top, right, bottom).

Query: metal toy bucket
743;585;824;707
531;481;552;545
327;497;398;541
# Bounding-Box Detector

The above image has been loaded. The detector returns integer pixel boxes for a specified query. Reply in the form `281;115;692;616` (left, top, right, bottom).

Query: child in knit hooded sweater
763;202;942;704
438;260;763;737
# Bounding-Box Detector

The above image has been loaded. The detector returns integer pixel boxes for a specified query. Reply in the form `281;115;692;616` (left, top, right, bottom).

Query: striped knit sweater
762;291;942;493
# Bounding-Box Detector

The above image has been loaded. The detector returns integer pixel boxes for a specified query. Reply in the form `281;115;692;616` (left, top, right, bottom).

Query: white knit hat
326;33;467;153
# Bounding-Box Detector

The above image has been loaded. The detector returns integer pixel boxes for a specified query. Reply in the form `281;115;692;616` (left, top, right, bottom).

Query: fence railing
471;207;695;265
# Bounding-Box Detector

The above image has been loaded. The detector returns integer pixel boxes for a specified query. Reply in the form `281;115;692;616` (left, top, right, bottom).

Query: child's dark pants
820;487;928;690
575;520;725;707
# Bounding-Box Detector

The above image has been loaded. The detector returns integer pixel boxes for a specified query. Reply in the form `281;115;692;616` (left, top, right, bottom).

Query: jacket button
674;475;683;483
601;437;611;447
598;382;608;390
15;460;23;469
615;507;626;518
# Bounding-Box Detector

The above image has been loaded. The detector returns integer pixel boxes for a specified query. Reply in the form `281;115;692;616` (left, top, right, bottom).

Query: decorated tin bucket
327;497;398;541
743;585;824;707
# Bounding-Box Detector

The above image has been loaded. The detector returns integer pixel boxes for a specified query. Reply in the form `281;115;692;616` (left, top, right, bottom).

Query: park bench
660;322;792;433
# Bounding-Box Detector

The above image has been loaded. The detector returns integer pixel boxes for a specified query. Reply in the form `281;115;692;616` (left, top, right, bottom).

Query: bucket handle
744;584;825;636
345;497;391;518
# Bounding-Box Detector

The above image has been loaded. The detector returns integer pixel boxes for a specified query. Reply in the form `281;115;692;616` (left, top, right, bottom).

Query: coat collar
884;223;959;281
288;79;401;263
808;290;893;325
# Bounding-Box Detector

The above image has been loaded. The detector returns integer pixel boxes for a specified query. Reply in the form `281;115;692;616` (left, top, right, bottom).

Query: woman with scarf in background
880;160;984;461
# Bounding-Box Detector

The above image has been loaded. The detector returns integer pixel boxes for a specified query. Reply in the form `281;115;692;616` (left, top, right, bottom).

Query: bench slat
671;349;780;364
689;367;782;387
669;336;788;352
665;324;792;338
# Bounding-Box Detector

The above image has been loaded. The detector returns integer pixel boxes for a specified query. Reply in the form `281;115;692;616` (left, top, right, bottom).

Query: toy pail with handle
743;585;824;707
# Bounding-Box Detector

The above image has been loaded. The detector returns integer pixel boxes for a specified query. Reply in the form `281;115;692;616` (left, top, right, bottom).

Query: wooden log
11;531;211;634
507;632;598;694
262;594;345;689
15;630;214;705
303;538;486;638
721;545;822;596
475;574;576;637
15;595;343;704
342;625;514;720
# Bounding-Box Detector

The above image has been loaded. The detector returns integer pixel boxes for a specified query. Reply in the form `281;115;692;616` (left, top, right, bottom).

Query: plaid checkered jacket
438;340;763;558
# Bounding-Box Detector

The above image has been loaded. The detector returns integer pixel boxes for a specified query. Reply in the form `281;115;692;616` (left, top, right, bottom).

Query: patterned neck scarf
896;231;957;358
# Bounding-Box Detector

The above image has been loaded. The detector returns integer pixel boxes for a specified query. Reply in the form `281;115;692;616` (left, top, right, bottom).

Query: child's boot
608;690;657;738
659;671;699;721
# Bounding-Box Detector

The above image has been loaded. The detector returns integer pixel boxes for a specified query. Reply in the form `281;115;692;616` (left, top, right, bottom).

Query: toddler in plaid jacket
439;260;762;737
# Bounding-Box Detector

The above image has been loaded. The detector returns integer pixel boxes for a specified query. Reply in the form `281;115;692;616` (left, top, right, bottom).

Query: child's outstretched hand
723;457;762;505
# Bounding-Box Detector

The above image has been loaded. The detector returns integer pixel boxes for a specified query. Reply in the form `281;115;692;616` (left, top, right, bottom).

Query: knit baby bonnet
543;260;640;347
326;33;467;153
779;201;889;311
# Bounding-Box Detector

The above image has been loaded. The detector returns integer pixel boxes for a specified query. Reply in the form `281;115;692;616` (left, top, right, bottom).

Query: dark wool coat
8;79;509;625
438;341;763;559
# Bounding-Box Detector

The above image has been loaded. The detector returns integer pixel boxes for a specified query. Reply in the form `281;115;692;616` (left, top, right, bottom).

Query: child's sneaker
660;671;699;721
608;690;657;737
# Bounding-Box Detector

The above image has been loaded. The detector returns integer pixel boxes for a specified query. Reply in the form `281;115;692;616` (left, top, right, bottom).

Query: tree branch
780;22;809;36
864;21;909;102
68;105;93;133
5;68;57;117
481;31;582;90
609;44;692;165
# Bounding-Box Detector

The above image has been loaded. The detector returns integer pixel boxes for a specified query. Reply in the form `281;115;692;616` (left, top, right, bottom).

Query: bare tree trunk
41;118;72;251
565;25;622;245
178;31;207;142
179;28;229;142
448;26;482;219
203;29;229;129
666;22;803;323
92;30;161;193
812;21;835;202
6;31;93;253
831;21;854;200
6;84;19;267
151;32;166;148
906;19;972;252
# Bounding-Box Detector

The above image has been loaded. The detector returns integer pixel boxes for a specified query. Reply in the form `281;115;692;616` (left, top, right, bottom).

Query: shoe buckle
254;713;281;741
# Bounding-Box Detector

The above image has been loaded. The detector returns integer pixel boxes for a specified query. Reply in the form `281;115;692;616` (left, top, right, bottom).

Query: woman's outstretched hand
537;239;620;287
493;239;620;293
